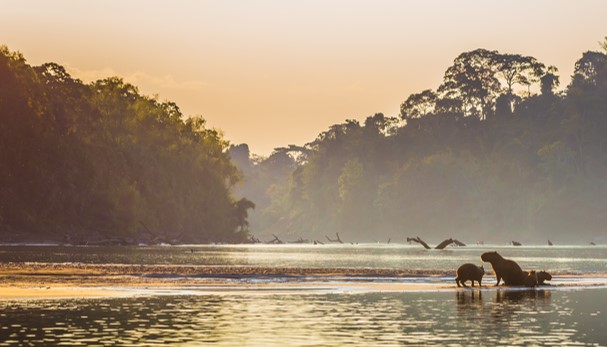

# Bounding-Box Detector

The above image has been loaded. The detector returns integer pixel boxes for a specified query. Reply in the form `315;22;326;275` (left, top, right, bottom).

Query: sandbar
1;262;606;299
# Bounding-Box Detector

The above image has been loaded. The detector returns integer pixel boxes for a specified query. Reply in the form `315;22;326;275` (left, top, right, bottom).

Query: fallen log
267;234;284;244
453;239;466;246
407;236;431;249
326;232;344;244
435;238;454;250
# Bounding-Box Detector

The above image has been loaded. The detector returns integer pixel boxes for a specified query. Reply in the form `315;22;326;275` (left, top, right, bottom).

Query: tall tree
438;49;501;120
400;89;437;120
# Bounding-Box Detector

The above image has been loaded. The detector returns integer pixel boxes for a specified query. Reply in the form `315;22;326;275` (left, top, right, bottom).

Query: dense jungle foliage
0;46;254;244
233;39;607;244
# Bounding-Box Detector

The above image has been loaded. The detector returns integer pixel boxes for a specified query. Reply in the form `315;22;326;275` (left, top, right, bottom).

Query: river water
1;244;606;346
1;244;606;274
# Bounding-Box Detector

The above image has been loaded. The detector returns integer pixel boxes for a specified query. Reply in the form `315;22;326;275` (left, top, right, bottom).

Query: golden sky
2;1;606;155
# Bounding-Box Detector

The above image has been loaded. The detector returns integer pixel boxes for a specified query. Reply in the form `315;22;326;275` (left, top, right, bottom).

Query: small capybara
523;270;538;287
456;263;485;287
536;270;552;285
480;251;526;286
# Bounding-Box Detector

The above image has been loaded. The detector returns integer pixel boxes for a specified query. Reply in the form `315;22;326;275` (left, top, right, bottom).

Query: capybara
456;263;485;287
536;271;552;285
523;270;538;287
480;251;526;286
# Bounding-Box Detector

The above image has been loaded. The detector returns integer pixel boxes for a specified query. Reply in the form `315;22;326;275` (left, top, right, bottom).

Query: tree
599;36;607;53
540;66;560;96
494;53;545;96
571;51;607;87
438;49;501;120
232;198;256;233
400;90;437;120
0;46;251;243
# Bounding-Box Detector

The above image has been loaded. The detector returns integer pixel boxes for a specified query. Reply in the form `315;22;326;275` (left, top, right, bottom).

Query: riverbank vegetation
0;46;254;244
234;39;607;244
3;39;607;245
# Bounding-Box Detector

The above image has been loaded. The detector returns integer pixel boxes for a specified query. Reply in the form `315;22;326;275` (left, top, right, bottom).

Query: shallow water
1;245;607;345
1;288;606;346
1;244;606;274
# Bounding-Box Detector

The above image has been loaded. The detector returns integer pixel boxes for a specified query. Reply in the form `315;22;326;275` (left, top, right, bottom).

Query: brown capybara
523;271;538;287
456;263;485;287
536;271;552;285
480;251;526;286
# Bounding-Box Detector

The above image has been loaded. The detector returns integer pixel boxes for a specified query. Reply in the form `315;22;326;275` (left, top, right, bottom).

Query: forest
232;39;607;244
0;46;254;244
2;40;607;245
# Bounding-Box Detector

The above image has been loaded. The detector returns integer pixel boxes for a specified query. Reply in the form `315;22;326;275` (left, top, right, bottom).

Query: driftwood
247;235;261;244
313;240;325;245
548;239;553;246
407;236;431;249
512;241;522;246
407;236;464;250
289;237;309;244
139;221;157;238
435;238;454;250
387;238;391;244
267;234;284;244
139;221;165;244
326;232;344;244
590;242;596;246
453;239;466;246
137;221;184;245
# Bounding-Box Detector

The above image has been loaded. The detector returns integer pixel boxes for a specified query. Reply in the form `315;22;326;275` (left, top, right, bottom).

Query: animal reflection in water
456;290;485;311
491;289;552;324
456;289;552;314
494;289;552;303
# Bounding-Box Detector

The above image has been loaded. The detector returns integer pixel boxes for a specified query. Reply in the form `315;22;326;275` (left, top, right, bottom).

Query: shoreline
4;261;605;277
2;262;607;299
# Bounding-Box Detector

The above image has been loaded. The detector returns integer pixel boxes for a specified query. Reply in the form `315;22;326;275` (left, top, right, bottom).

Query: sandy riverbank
0;286;126;299
1;262;606;299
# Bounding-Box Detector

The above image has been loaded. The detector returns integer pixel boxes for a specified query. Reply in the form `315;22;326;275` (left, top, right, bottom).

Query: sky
2;1;606;155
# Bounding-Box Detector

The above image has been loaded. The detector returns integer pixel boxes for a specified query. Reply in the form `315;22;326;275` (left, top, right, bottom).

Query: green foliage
0;46;251;243
438;49;501;119
400;90;437;120
237;42;607;243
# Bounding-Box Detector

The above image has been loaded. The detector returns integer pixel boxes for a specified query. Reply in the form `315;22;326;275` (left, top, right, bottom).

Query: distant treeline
0;46;254;244
233;39;607;244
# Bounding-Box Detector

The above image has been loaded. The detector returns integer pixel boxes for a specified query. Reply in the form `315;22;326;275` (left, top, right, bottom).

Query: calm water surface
2;245;607;346
1;288;606;346
1;244;606;274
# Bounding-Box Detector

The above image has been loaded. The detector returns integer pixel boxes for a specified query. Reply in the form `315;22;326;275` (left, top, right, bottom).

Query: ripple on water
2;288;607;346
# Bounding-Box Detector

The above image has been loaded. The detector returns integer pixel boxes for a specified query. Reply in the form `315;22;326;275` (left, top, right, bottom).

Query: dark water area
1;244;606;274
1;288;606;346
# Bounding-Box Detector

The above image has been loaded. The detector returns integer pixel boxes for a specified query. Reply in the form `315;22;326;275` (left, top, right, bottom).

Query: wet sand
0;286;125;299
1;262;606;299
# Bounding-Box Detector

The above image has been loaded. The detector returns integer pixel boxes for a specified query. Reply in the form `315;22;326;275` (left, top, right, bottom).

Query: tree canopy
0;46;253;244
233;42;607;244
4;40;607;245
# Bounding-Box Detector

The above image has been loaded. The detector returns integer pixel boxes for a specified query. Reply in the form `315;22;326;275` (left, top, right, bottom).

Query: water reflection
1;289;606;346
495;288;552;303
1;244;606;273
456;289;484;311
